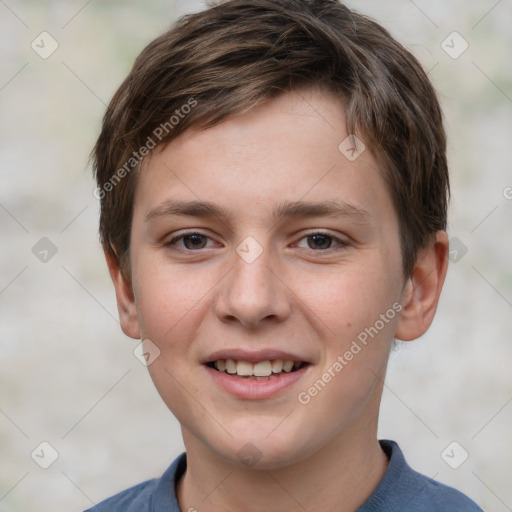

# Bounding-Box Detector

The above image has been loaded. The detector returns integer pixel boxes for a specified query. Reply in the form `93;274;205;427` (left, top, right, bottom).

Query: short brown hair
92;0;449;278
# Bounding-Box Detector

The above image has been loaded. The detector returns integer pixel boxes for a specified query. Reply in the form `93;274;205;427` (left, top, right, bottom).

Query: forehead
134;88;395;230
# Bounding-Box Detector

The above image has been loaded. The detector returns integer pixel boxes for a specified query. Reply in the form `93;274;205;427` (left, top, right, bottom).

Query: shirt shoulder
83;452;186;512
359;440;483;512
83;478;158;512
416;475;484;512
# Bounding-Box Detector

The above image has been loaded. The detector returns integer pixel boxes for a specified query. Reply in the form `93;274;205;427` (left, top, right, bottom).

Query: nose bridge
214;234;290;327
235;235;274;289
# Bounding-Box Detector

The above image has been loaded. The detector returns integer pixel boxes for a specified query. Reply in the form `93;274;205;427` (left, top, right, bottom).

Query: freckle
347;322;352;328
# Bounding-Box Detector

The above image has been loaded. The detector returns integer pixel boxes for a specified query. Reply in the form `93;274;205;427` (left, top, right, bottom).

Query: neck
176;425;388;512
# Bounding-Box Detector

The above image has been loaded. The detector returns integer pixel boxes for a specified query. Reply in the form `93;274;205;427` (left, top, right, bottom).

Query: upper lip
202;348;310;364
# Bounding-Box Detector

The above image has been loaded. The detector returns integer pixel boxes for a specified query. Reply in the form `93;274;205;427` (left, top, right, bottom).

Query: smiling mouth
205;359;309;380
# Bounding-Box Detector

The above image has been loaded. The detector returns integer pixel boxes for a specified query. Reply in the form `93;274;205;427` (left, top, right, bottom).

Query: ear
104;246;141;340
394;231;449;341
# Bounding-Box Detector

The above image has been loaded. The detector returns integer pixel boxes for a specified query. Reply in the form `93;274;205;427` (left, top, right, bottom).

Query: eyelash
165;230;349;254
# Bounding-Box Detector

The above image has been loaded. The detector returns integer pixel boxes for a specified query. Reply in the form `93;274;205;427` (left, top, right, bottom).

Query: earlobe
104;246;141;340
394;231;449;342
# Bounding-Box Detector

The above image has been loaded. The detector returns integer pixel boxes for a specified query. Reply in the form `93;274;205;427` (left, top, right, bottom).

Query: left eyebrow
272;199;371;224
145;199;371;225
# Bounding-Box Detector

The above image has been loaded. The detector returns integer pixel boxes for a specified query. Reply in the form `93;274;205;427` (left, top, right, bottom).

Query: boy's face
114;87;416;469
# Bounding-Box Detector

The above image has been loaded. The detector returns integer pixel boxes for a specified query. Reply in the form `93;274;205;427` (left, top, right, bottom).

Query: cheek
297;260;398;340
133;255;206;343
134;265;208;419
297;259;399;402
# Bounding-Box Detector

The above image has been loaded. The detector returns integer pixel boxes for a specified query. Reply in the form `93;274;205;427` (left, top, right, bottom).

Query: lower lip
204;364;310;400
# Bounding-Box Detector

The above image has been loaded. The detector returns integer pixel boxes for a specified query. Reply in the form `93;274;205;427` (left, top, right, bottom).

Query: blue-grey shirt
84;440;483;511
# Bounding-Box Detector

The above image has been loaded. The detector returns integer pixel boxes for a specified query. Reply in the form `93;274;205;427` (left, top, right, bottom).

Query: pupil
185;234;206;249
309;234;331;250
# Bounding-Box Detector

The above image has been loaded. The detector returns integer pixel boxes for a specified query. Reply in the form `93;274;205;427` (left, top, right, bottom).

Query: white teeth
236;360;253;376
272;359;284;373
211;359;303;377
225;359;237;374
253;361;272;377
282;360;294;372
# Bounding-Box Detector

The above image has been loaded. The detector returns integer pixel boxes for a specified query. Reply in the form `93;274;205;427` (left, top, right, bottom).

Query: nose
213;239;292;329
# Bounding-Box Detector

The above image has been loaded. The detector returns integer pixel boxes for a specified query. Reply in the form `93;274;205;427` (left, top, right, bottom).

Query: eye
166;231;214;251
165;230;349;253
296;232;348;252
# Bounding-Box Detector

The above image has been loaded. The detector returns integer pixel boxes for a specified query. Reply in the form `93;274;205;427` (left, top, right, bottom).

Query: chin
210;427;316;471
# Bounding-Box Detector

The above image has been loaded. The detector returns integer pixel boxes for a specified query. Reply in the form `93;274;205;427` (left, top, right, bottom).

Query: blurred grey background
1;1;511;510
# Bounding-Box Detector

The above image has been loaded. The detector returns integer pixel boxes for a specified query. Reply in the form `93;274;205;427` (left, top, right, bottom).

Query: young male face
107;86;448;471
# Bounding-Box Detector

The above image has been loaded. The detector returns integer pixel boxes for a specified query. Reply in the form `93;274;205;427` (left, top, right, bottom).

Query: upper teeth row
214;359;301;376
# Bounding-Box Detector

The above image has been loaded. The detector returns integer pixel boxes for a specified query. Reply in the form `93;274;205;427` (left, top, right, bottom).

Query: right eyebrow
146;199;232;223
145;198;372;226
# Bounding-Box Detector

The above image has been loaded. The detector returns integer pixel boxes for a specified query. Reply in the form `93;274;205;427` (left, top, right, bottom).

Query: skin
106;86;449;512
